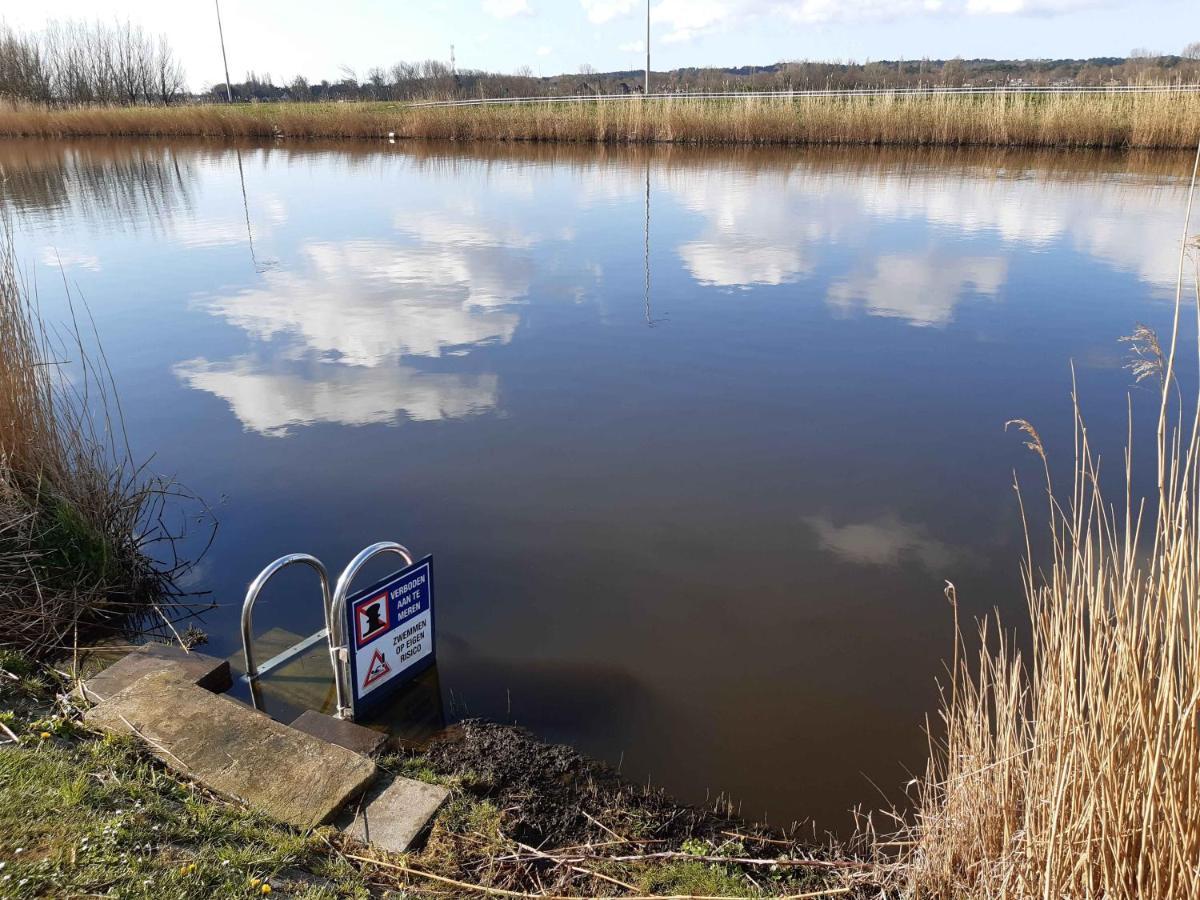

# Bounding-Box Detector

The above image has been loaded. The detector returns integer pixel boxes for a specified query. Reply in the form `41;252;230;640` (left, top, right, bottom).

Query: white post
645;1;650;95
214;0;233;102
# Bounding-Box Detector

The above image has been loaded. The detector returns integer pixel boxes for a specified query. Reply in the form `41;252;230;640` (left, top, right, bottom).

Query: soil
424;719;778;850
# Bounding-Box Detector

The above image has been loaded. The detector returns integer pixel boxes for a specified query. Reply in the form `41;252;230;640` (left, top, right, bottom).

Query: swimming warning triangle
362;649;392;688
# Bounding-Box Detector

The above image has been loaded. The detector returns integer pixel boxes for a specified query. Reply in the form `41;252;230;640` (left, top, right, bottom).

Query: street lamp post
645;1;650;95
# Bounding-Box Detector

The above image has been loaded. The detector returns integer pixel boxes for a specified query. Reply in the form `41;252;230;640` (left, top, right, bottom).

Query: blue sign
344;555;435;715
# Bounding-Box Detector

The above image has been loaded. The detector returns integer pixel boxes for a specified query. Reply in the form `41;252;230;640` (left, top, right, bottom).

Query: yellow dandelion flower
261;884;272;895
249;877;261;887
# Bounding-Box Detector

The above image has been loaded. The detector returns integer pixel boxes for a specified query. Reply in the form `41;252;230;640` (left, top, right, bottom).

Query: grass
0;659;860;898
0;213;203;658
0;91;1199;148
892;145;1200;897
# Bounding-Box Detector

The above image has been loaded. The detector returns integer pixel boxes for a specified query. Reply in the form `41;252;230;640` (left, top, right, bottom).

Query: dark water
4;139;1193;833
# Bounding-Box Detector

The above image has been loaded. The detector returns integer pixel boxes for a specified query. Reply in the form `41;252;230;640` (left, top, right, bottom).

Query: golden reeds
0;91;1199;148
898;144;1200;897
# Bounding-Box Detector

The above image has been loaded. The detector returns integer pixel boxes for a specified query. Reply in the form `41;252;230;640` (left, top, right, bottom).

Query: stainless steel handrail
329;541;414;719
240;553;332;685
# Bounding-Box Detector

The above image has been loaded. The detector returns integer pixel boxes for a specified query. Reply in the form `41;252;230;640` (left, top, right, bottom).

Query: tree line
216;51;1200;104
0;20;185;105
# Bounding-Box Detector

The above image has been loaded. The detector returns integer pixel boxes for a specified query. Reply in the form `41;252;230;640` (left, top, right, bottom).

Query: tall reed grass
1;91;1199;148
895;144;1200;897
0;217;203;657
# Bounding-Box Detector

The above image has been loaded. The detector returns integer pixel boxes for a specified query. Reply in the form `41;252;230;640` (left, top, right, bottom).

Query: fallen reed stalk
896;141;1200;896
0;214;207;658
1;91;1199;148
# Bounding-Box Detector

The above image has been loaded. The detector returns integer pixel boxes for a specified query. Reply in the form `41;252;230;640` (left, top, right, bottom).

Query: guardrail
409;84;1200;108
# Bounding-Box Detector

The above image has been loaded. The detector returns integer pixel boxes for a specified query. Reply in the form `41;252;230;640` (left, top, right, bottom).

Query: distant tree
578;63;596;75
941;57;966;87
289;75;310;100
1184;42;1200;60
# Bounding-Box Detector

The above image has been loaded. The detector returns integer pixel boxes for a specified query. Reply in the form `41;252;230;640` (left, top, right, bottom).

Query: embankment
2;91;1199;148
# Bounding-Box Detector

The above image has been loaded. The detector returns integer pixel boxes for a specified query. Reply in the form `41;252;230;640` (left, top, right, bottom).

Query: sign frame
343;555;436;718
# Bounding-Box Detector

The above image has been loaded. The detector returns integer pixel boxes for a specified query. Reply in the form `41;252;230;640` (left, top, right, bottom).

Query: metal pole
214;0;233;102
645;1;650;95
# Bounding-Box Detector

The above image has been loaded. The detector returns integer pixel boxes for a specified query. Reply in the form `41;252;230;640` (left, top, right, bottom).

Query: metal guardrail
240;542;417;720
409;84;1200;109
329;541;415;719
240;553;332;680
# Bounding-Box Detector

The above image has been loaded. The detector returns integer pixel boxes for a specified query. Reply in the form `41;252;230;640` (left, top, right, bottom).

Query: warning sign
344;556;435;713
362;649;392;687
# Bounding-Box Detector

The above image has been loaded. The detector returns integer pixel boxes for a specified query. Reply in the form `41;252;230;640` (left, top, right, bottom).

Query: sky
3;0;1197;91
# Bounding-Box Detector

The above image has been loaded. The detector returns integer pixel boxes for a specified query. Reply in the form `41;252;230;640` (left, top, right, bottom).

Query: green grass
0;731;366;899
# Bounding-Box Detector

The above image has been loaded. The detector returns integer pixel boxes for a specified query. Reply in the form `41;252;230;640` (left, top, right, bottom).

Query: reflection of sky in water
5;140;1194;834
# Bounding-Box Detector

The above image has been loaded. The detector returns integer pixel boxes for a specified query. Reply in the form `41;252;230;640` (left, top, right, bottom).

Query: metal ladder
240;541;414;720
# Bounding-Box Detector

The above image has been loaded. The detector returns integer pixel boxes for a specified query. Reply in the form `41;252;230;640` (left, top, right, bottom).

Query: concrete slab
290;710;387;757
79;643;231;704
85;671;376;830
338;776;449;853
227;627;339;721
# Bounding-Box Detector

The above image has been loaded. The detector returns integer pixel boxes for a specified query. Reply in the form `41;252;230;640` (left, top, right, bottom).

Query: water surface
4;139;1192;833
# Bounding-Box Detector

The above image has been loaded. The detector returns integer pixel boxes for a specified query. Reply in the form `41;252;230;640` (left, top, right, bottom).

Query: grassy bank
0;655;862;899
2;91;1200;148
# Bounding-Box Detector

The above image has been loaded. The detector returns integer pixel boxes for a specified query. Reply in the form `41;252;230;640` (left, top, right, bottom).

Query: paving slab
337;776;449;853
79;643;231;704
85;671;377;830
290;710;388;757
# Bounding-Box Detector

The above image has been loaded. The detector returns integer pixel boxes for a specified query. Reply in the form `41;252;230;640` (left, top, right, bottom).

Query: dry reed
0;91;1198;148
0;214;206;658
895;143;1200;897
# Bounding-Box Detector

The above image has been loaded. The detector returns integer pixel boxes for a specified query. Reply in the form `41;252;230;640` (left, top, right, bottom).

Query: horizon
3;0;1197;93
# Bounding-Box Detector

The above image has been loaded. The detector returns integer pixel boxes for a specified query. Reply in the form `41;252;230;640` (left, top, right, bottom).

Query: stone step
79;642;231;704
85;671;377;830
337;775;449;853
290;710;387;757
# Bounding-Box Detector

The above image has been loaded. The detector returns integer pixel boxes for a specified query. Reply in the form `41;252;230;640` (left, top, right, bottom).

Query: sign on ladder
343;555;436;715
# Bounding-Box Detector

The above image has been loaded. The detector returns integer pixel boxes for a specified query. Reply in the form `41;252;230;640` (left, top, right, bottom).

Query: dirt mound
425;719;744;849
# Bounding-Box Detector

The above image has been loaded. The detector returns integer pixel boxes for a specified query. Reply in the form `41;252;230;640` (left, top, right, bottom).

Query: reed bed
0;217;203;658
1;91;1199;148
892;146;1200;897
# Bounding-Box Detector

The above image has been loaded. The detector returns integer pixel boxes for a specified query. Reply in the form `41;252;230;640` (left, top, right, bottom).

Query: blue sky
5;1;1196;90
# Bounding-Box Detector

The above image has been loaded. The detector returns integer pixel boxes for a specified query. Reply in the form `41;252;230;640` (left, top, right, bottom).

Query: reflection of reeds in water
0;141;195;231
1;92;1199;148
891;147;1200;897
0;218;206;658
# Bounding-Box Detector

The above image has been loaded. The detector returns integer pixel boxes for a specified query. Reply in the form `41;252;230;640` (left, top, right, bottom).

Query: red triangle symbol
362;649;392;688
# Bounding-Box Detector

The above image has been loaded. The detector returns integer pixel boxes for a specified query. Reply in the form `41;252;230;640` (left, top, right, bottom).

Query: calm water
3;139;1193;833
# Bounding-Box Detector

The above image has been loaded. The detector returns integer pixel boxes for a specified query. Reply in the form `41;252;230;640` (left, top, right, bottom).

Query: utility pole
214;0;233;102
645;0;650;95
450;44;456;76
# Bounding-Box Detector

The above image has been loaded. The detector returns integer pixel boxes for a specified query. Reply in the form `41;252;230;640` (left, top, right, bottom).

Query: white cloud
827;252;1006;327
536;45;552;56
482;0;532;18
581;0;638;24
176;357;498;436
40;247;101;272
618;39;645;53
804;513;961;572
648;0;1114;42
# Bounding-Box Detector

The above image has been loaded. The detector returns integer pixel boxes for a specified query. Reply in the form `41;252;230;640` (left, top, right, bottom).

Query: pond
3;139;1193;834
